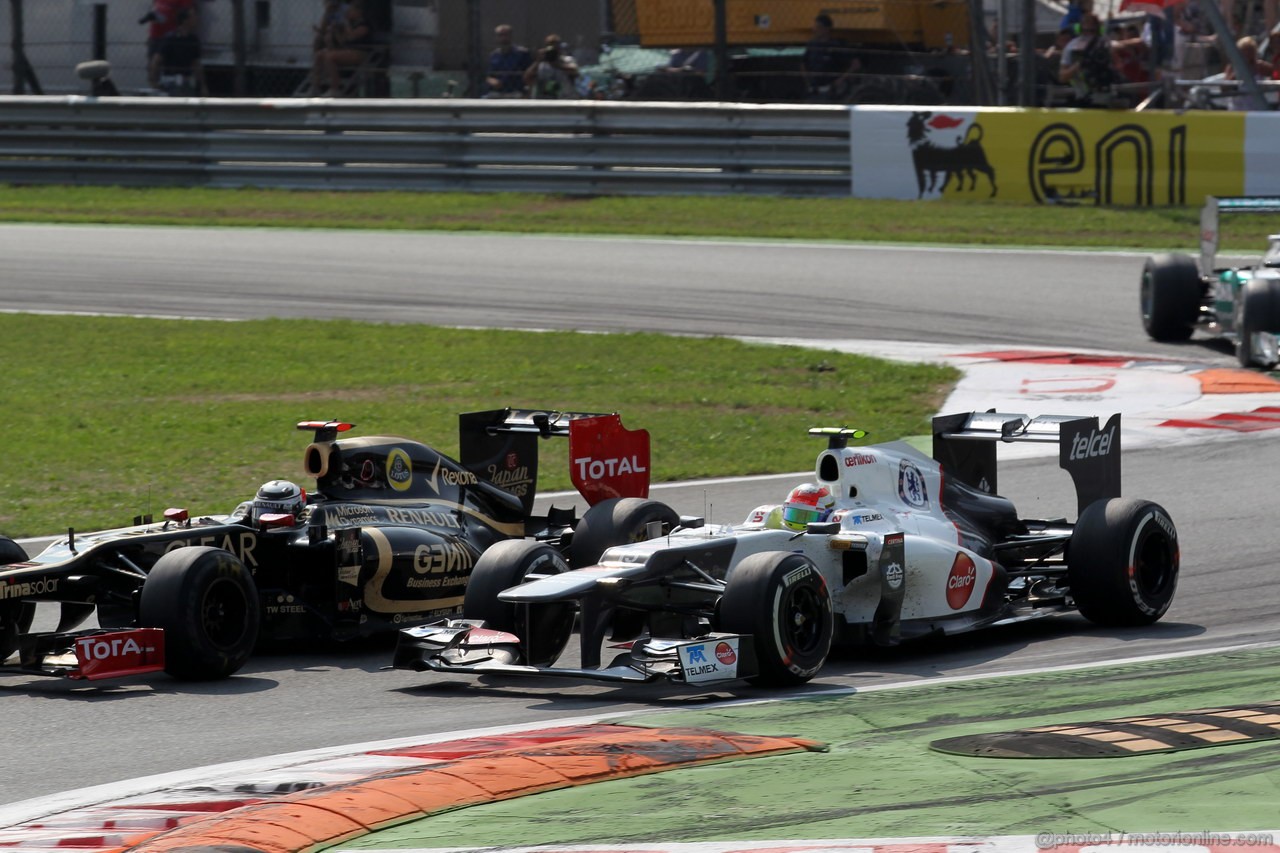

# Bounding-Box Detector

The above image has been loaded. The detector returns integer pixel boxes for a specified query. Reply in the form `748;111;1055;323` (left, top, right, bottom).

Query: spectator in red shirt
141;0;196;87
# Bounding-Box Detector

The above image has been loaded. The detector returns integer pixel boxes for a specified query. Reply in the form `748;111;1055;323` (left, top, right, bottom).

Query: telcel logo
1069;426;1115;461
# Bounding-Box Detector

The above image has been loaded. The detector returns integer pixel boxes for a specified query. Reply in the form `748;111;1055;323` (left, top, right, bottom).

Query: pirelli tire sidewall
139;546;260;680
462;539;573;667
1067;498;1180;627
719;551;833;687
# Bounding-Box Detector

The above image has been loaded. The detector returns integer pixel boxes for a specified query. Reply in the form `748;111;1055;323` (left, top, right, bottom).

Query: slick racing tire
718;551;833;687
569;497;679;568
139;546;260;680
0;536;36;662
1234;276;1280;369
463;540;574;667
1141;254;1201;342
1067;498;1179;627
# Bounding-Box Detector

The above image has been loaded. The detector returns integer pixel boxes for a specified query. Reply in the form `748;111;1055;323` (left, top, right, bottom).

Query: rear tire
463;540;573;667
139;547;259;680
1067;498;1179;626
1235;275;1280;368
0;537;35;662
718;552;833;687
569;497;679;568
1141;254;1201;342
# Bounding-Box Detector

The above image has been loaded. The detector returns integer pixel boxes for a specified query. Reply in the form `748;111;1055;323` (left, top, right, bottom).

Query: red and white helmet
781;483;835;531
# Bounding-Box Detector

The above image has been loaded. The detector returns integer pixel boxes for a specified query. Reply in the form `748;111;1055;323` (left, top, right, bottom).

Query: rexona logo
715;641;737;665
425;458;478;494
387;448;414;492
573;455;647;481
1069;425;1116;461
946;553;978;610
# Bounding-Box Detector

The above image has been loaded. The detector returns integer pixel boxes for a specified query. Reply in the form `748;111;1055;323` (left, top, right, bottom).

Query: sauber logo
1069;425;1116;461
573;455;647;481
946;553;978;610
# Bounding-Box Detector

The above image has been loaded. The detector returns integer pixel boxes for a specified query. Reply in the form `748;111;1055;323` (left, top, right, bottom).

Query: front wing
1;627;165;680
392;620;756;685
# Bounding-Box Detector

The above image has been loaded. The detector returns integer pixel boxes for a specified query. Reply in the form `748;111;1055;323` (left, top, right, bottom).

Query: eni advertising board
850;107;1280;205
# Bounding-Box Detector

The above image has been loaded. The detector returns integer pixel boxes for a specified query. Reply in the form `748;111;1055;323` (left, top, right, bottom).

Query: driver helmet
781;483;835;531
251;479;306;522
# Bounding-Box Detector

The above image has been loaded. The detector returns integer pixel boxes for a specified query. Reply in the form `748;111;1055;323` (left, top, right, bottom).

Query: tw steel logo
946;553;978;610
1069;425;1116;461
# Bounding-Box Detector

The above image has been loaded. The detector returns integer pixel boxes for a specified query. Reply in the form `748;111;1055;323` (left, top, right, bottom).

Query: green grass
3;185;1279;250
0;315;956;538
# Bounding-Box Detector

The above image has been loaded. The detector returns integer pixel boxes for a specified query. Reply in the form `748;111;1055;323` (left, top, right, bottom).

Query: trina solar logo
946;553;977;609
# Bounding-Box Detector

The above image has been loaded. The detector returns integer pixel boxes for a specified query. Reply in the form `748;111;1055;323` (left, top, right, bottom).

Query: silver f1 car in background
394;411;1180;688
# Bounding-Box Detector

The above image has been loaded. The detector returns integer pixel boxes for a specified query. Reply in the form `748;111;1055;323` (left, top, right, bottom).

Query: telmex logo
1069;425;1116;461
387;448;413;492
573;455;646;480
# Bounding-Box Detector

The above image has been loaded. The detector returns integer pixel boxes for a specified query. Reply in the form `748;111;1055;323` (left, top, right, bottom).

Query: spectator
1223;35;1273;109
1058;13;1115;106
149;9;207;95
309;0;374;95
141;0;195;88
664;47;710;75
1112;23;1151;85
312;1;351;53
803;13;860;100
1059;0;1092;33
485;24;532;97
524;34;580;99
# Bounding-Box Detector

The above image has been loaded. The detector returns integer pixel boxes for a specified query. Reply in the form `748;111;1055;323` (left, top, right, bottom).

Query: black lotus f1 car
393;411;1180;688
1;409;671;681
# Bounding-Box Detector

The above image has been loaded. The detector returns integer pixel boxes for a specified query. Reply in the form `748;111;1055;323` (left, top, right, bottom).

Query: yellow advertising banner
850;107;1247;205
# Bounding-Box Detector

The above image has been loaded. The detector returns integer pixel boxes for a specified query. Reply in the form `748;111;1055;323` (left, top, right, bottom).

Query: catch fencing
0;96;852;195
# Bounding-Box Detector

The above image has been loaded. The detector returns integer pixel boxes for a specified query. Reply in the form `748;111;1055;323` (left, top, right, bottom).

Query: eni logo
387;448;413;492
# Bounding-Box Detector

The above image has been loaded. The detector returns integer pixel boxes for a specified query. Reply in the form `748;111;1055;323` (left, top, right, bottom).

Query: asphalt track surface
1;225;1277;812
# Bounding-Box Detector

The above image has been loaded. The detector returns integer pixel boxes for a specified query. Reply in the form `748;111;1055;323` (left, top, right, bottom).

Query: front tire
569;497;679;568
463;540;573;667
1067;498;1179;627
1235;276;1280;369
139;547;259;680
1141;254;1201;342
0;537;35;662
718;552;833;687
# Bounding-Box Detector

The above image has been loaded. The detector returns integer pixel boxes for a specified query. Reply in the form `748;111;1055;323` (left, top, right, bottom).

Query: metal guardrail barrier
0;97;852;196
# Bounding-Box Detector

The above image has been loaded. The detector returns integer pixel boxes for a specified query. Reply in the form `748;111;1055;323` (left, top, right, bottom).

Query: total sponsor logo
76;635;153;661
946;552;978;610
1068;424;1116;461
387;448;414;492
573;455;647;481
1;577;58;600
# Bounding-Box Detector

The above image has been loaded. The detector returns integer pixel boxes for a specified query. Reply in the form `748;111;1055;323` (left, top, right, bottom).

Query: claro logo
946;553;978;610
1069;425;1116;461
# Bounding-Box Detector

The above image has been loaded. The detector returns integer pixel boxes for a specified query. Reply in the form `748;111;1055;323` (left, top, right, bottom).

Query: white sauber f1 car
393;411;1179;688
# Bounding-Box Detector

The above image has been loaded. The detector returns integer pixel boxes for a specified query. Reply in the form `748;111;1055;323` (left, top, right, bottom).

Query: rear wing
932;411;1120;515
1200;196;1280;276
459;409;650;515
